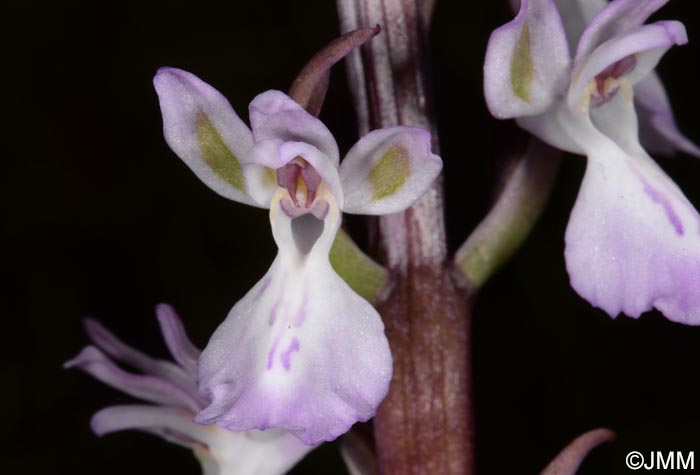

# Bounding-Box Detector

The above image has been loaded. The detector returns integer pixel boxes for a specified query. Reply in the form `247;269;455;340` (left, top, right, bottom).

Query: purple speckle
254;277;271;300
293;294;308;328
267;334;281;370
268;300;281;326
643;181;684;236
280;338;300;371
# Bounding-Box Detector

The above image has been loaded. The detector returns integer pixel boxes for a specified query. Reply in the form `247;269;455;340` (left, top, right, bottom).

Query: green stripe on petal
196;113;246;191
511;22;534;103
369;145;411;201
261;166;277;189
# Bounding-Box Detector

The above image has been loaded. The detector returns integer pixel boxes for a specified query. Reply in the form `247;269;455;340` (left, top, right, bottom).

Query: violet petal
484;0;571;119
153;67;259;207
83;317;193;391
65;346;203;412
569;21;687;105
91;404;215;448
249;90;340;166
635;74;700;157
155;303;201;380
574;0;669;68
339;126;442;215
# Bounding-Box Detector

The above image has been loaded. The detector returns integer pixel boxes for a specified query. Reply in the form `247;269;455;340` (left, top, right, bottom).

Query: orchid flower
550;0;700;157
64;304;313;475
503;0;699;158
484;0;700;324
153;68;442;445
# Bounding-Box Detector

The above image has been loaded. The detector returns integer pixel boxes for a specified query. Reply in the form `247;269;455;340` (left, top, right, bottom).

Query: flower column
337;1;474;475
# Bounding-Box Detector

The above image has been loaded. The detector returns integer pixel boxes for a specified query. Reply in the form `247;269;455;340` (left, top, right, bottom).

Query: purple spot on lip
292;294;308;327
268;300;281;326
629;160;685;236
267;334;281;370
254;277;271;300
280;338;300;371
643;181;684;236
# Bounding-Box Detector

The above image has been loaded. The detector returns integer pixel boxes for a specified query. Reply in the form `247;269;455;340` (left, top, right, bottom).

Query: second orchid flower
485;0;700;324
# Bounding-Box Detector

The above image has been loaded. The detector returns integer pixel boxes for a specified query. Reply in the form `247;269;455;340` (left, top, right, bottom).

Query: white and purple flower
65;304;313;475
484;0;700;324
548;0;700;158
153;68;442;444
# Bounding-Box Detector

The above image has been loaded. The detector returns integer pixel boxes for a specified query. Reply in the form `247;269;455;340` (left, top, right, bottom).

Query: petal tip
155;302;176;320
249;89;296;115
89;411;111;437
153;66;186;89
81;317;106;341
63;345;99;370
81;316;99;333
664;20;688;45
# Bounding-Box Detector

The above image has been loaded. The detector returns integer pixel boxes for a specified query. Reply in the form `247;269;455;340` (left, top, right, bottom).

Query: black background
9;0;700;474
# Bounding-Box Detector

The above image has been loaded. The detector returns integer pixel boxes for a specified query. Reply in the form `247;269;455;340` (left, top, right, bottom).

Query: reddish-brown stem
288;26;380;116
337;1;474;474
375;271;473;475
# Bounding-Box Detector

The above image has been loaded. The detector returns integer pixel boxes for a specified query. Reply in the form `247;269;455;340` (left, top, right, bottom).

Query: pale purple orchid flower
153;68;442;445
64;304;313;475
484;0;700;324
553;0;700;157
505;0;700;157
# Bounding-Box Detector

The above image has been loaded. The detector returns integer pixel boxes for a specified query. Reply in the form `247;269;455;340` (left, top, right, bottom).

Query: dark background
8;0;700;474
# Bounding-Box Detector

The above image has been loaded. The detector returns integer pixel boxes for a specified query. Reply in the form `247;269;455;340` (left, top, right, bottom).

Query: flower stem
330;228;392;303
337;1;474;474
455;138;561;294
